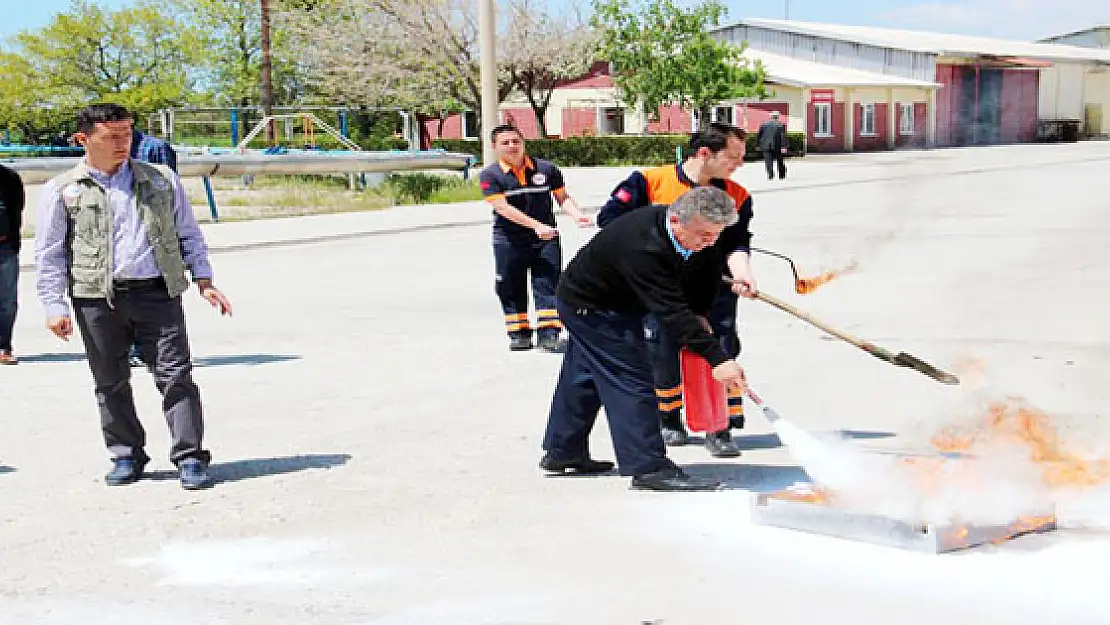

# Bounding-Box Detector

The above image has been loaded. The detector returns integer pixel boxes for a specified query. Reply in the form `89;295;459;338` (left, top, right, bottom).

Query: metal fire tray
750;493;1056;553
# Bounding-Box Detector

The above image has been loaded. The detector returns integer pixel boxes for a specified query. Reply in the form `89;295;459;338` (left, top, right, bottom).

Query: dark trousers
543;299;674;477
708;288;744;421
72;279;209;466
764;150;787;179
643;314;683;428
493;235;562;338
0;248;17;352
644;287;743;431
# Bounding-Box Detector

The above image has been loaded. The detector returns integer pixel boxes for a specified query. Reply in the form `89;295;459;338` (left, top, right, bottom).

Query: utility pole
478;0;498;167
785;0;790;20
260;0;275;144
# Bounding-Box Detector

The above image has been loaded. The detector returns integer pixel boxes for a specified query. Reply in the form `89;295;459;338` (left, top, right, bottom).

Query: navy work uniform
479;156;567;345
597;164;753;435
542;202;731;490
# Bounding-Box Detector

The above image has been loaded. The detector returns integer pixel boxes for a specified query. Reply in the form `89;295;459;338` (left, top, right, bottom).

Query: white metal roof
718;19;1110;64
747;51;940;88
1038;25;1110;44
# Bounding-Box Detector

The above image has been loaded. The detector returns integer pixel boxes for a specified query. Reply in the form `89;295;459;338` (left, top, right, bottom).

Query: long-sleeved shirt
131;130;178;172
557;204;728;367
35;159;213;318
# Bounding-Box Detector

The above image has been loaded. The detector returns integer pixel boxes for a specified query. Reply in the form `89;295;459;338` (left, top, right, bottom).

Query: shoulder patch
531;172;547;186
61;183;83;206
615;188;632;203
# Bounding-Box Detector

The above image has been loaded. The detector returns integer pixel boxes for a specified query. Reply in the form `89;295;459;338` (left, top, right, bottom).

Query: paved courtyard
3;142;1110;624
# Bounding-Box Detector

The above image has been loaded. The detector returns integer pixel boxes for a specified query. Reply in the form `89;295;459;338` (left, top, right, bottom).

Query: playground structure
3;106;475;221
150;105;421;152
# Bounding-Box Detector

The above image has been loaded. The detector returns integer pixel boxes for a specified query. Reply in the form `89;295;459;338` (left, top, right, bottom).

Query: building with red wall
425;20;1110;152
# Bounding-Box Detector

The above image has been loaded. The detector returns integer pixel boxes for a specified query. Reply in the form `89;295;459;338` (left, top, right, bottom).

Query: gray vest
55;160;190;300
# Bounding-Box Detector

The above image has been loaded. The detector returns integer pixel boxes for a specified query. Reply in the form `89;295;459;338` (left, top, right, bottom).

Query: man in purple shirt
34;103;232;490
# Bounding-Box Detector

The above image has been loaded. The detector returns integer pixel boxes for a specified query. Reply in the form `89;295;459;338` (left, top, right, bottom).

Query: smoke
772;398;1110;529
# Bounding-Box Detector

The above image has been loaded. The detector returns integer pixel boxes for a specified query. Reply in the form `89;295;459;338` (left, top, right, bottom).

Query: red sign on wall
811;89;835;103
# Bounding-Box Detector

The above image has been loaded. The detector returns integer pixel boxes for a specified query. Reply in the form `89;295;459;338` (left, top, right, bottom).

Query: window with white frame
462;110;479;139
899;103;915;135
814;103;832;137
860;103;876;136
711;105;734;125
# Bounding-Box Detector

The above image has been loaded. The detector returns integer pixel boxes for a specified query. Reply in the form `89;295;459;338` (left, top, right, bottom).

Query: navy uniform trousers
644;286;744;430
493;234;562;339
542;299;676;477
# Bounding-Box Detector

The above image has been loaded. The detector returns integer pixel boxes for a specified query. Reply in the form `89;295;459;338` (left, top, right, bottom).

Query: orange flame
768;488;834;505
931;399;1110;489
795;261;859;295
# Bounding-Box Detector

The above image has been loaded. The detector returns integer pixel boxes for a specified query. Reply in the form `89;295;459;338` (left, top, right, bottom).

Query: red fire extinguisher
679;349;729;433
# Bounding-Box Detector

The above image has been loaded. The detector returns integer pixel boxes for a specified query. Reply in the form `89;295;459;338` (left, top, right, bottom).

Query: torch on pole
479;0;498;167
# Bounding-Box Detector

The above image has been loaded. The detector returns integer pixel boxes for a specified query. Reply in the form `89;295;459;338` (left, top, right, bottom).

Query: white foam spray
767;403;1110;529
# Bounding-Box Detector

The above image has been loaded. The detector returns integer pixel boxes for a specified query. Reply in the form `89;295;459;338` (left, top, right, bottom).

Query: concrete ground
3;142;1110;624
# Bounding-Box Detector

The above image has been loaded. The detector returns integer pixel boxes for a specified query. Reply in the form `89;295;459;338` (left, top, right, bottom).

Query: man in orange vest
596;122;756;458
479;125;592;352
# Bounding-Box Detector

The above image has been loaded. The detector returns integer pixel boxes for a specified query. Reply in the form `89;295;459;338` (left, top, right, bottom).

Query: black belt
112;277;165;291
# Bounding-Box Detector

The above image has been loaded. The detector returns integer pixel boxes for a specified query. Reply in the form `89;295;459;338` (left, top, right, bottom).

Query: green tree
591;0;766;127
170;0;302;106
0;0;202;135
505;0;601;137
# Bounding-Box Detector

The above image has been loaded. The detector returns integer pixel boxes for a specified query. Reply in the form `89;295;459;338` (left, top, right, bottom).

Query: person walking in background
0;163;25;365
35;103;232;490
757;111;788;180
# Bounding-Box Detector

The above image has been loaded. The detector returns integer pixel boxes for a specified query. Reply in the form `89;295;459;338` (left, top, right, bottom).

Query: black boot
509;333;533;351
539;452;615;475
660;414;688;446
631;467;721;492
537;333;567;353
705;429;741;458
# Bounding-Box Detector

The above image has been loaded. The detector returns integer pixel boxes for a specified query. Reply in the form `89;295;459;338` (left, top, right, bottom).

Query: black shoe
631;467;721;492
509;334;533;351
537;334;567;353
539;453;615;475
661;425;689;446
179;458;213;490
706;430;741;458
105;457;146;486
729;415;746;430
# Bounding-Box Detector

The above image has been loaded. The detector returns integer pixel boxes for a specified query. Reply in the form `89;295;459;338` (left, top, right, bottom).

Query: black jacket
557;205;729;367
0;164;24;253
757;120;787;153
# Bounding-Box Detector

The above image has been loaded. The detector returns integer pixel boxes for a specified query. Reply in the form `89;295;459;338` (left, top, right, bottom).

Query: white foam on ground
0;597;232;625
351;595;555;625
633;491;1110;625
126;537;388;588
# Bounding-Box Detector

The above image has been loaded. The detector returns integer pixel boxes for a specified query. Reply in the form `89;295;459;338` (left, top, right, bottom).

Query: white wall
1084;69;1110;135
734;85;807;132
1039;63;1088;120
